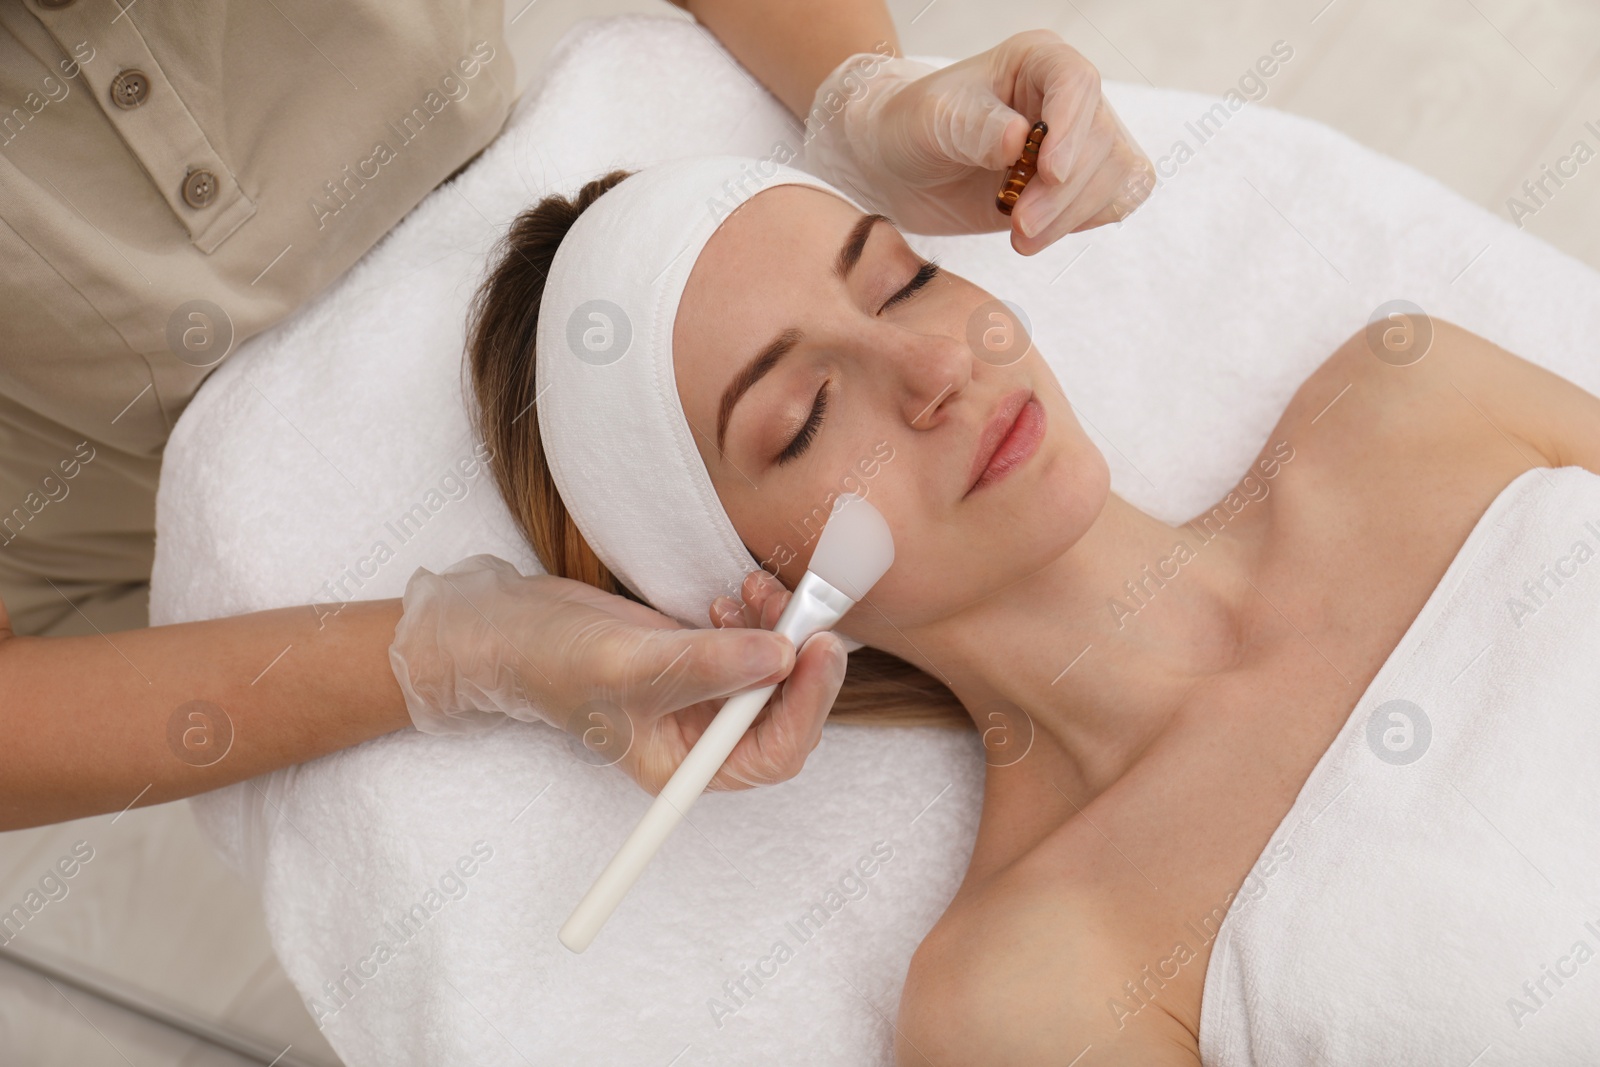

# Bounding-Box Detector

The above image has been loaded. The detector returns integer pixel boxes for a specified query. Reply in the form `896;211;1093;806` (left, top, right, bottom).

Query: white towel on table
151;15;1600;1066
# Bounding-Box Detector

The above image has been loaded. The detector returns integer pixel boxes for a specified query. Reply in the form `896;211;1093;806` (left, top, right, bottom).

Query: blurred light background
2;0;1593;1063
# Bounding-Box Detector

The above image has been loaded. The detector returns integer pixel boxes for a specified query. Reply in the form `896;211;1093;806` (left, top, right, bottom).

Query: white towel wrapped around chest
1200;464;1600;1066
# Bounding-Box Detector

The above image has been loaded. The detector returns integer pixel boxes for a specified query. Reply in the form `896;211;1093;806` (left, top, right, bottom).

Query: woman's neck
897;492;1263;797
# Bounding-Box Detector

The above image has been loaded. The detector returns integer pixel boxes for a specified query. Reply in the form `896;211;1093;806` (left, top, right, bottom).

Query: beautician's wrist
799;52;937;213
387;557;555;736
803;48;919;127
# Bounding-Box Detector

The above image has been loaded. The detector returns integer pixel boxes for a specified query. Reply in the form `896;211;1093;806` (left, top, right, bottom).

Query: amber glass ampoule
996;120;1048;216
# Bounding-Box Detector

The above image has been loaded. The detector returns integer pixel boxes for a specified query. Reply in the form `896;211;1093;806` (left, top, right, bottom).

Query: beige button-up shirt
0;0;513;634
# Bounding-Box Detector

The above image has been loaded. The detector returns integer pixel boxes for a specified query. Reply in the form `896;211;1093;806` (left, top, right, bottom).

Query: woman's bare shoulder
1267;316;1593;483
895;873;1201;1067
1423;319;1600;475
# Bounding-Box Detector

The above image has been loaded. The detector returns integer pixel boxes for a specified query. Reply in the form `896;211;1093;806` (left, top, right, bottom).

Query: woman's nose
888;331;971;428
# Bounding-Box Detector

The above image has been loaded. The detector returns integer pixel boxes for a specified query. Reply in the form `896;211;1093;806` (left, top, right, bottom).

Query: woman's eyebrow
713;213;892;456
717;327;802;455
835;213;890;280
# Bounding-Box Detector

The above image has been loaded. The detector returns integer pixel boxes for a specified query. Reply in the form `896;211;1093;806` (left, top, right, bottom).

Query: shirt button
109;69;150;109
182;169;218;209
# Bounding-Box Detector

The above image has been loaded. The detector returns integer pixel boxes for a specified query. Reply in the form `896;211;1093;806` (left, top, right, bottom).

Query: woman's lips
966;392;1046;497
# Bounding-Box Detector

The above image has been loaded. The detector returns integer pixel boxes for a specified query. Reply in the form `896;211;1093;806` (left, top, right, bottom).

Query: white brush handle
559;571;856;953
558;681;775;952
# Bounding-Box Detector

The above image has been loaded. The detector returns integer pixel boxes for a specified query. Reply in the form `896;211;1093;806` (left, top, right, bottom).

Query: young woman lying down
462;159;1600;1065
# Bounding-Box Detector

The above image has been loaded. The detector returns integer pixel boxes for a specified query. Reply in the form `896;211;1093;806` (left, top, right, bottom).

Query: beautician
0;0;1151;830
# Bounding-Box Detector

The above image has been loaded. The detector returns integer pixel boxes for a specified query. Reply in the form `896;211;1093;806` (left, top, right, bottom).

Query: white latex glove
387;554;849;794
800;29;1156;255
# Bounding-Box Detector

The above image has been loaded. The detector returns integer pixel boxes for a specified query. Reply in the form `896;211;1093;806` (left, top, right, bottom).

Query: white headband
534;156;869;648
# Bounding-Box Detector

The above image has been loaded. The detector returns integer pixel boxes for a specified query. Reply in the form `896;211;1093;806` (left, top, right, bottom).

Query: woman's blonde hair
464;169;972;730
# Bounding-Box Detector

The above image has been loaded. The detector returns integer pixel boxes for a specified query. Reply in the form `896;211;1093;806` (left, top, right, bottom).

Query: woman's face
674;184;1109;644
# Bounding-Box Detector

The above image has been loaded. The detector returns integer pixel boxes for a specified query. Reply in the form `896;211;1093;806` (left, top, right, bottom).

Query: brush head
807;493;895;601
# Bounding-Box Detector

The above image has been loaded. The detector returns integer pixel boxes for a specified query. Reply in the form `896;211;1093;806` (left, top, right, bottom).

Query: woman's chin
835;440;1108;640
1005;439;1109;561
991;424;1105;512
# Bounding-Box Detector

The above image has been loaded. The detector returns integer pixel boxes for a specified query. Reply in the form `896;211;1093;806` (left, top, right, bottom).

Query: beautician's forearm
671;0;901;118
0;598;411;831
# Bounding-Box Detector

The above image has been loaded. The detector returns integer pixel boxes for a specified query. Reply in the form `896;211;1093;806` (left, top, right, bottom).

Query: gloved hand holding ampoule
801;29;1157;254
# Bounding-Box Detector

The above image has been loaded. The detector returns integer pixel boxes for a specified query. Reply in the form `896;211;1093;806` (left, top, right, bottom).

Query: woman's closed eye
777;381;828;464
774;259;943;466
880;259;941;312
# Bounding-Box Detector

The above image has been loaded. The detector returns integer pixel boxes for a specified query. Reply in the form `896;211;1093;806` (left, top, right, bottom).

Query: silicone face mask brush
559;492;896;953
